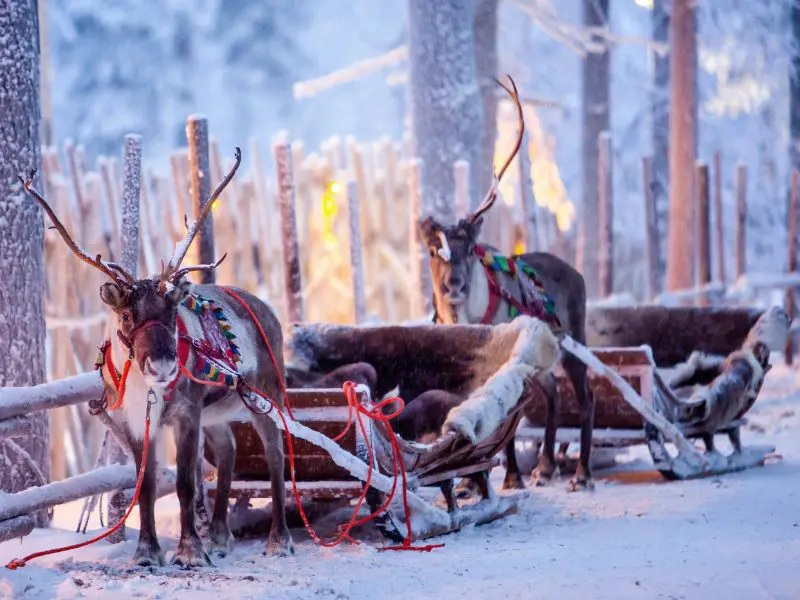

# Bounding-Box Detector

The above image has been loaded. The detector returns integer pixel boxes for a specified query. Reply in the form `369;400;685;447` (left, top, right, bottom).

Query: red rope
221;288;443;552
5;404;153;570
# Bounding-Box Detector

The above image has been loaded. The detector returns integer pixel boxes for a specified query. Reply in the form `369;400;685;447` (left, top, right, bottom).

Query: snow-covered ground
3;363;800;600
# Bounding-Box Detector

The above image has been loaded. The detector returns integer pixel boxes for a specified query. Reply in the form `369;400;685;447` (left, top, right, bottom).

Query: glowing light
330;181;342;194
494;100;574;232
514;240;525;255
633;0;653;8
211;199;219;212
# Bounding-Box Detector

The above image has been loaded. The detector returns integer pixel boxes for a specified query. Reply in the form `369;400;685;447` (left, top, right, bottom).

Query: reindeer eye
429;249;437;258
120;312;130;323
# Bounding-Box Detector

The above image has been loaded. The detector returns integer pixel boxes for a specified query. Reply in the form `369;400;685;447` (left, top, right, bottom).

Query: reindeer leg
171;405;212;567
203;423;236;557
502;437;524;490
564;353;595;492
532;371;558;486
194;428;211;538
128;433;164;567
251;411;295;557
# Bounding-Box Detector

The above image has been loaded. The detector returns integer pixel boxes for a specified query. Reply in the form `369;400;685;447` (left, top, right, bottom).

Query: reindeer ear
418;216;439;244
165;277;192;305
99;283;129;308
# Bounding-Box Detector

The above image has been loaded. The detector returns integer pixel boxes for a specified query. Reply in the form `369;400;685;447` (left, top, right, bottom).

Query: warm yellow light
514;240;525;256
211;199;219;212
330;181;342;194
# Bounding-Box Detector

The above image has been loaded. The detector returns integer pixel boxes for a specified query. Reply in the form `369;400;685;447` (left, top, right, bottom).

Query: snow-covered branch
0;372;102;421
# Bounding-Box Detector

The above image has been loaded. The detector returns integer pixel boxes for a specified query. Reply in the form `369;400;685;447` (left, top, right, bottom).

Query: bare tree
666;0;697;292
408;0;483;224
580;0;610;298
0;0;49;521
791;0;800;173
651;0;670;292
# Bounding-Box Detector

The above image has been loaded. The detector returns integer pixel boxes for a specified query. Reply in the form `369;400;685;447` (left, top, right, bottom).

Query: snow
3;362;800;598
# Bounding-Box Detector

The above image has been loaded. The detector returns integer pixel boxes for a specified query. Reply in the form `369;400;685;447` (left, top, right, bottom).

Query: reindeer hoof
132;544;165;567
531;468;553;487
172;537;213;568
264;530;295;557
208;523;235;558
567;476;595;493
502;472;525;490
454;477;480;499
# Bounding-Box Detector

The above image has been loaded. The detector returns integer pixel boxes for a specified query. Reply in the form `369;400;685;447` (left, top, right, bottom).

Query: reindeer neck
463;257;493;323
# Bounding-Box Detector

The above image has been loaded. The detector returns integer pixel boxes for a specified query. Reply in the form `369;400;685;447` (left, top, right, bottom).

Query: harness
473;244;561;328
94;293;246;410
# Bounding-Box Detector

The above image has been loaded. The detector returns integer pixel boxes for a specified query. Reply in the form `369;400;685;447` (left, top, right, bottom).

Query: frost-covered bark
791;0;800;172
0;0;49;521
652;0;670;292
473;0;500;210
666;0;697;292
408;0;483;224
580;0;610;299
274;136;304;323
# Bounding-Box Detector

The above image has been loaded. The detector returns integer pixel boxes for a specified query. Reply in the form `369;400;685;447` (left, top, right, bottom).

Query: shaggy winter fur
668;351;727;390
443;317;559;443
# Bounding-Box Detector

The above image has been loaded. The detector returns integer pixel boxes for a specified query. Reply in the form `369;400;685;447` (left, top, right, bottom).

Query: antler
467;75;525;225
18;170;135;287
159;147;242;291
165;253;228;285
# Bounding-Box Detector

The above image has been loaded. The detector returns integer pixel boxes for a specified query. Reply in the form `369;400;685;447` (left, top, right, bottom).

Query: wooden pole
713;151;726;285
518;129;537;253
346;181;367;323
785;169;799;365
695;162;711;307
735;163;747;280
408;159;431;318
186;115;215;282
453;160;471;218
643;156;659;301
273;135;305;323
598;131;613;298
120;134;142;276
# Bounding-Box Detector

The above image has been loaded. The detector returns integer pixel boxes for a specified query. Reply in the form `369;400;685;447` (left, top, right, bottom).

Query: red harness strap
101;317;190;408
475;247;544;325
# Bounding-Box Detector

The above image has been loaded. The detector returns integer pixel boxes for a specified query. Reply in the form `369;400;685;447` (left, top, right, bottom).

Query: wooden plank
713;151;725;285
643;156;660;301
735;163;747;279
207;480;364;501
0;372;101;421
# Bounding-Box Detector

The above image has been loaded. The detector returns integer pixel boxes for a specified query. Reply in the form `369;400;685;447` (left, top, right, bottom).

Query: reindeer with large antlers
418;76;595;492
19;149;294;566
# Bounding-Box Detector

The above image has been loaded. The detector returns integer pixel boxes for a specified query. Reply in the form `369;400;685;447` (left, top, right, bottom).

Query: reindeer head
19;148;241;390
418;75;525;324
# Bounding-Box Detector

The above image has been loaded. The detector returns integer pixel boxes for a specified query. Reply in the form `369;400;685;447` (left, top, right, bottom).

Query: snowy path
3;365;800;600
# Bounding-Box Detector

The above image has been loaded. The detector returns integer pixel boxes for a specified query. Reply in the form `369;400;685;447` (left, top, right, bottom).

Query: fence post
735;163;747;280
187;115;215;282
695;161;711;307
453;160;471;218
518;128;537;253
598;131;613;298
346;180;367;323
408;159;431;318
643;156;659;301
786;169;799;365
273;134;305;324
713;151;725;285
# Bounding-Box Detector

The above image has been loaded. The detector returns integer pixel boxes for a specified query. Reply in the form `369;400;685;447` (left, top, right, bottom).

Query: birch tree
408;0;483;224
0;0;50;520
474;0;500;209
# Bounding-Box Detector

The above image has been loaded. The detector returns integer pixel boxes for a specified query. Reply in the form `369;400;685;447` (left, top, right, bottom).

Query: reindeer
418;76;595;492
18;150;294;567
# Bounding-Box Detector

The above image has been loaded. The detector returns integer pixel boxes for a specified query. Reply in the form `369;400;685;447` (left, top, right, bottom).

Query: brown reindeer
18;150;294;567
418;76;594;492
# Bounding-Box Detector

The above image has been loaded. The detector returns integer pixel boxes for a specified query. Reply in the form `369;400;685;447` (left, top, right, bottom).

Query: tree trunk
666;0;697;293
580;0;610;299
473;0;499;211
0;0;49;525
651;0;670;292
408;0;483;224
791;0;800;172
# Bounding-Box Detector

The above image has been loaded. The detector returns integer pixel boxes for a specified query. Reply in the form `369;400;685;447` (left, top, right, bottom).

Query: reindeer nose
144;357;178;384
444;276;465;293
